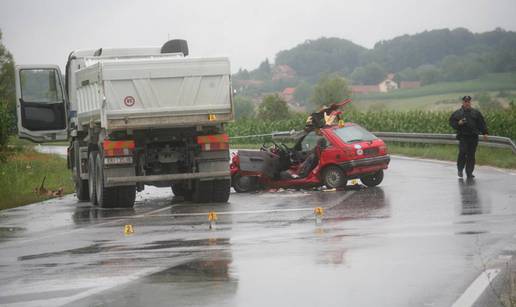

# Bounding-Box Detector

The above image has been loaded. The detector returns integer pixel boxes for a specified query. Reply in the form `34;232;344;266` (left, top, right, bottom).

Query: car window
300;132;327;151
334;125;377;143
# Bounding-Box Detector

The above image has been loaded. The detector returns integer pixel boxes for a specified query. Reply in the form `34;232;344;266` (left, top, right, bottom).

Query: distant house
378;73;398;93
351;73;400;94
351;85;380;94
281;87;296;103
272;65;296;81
400;81;421;89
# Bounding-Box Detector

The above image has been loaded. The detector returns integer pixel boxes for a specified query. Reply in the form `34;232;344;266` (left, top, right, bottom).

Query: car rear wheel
322;166;346;189
232;174;258;193
361;170;384;187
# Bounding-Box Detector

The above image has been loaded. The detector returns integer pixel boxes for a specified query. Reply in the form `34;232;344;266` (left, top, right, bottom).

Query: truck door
14;65;68;142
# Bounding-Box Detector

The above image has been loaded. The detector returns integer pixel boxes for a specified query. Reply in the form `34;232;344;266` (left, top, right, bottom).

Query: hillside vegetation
234;28;516;103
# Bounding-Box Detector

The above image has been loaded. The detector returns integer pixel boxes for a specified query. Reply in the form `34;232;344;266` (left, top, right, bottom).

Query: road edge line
451;269;501;307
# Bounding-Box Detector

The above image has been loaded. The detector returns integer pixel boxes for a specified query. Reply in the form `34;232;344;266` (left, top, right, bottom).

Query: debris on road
33;176;64;198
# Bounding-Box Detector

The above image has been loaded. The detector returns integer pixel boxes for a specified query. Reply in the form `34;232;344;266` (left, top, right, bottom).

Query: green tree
416;64;441;85
0;29;15;153
293;81;313;106
311;74;351;107
249;58;272;80
256;94;290;121
234;96;255;120
350;62;386;85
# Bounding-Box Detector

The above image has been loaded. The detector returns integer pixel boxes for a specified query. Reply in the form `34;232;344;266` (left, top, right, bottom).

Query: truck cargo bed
75;56;232;130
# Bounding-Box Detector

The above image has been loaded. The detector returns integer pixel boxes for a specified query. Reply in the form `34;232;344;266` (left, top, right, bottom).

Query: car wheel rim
326;170;340;187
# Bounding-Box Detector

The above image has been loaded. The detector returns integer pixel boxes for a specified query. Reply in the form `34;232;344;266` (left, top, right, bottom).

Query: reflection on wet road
0;157;515;307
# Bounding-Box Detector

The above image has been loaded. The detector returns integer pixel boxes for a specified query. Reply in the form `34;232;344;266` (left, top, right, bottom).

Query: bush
0;102;11;161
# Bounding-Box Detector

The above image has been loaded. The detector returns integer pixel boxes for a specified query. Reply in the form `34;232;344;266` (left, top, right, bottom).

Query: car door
15;65;68;142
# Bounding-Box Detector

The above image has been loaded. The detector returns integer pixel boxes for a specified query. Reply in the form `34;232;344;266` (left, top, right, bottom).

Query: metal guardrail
372;132;516;154
232;130;516;154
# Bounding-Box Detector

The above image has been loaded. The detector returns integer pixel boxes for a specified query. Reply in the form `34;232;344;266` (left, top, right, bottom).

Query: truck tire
322;165;346;189
88;151;98;205
171;183;193;201
212;179;230;203
193;180;213;203
73;141;89;201
361;170;384;187
117;186;137;207
95;153;136;208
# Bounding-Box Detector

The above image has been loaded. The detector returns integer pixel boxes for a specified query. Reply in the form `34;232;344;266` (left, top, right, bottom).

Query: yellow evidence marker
124;224;134;235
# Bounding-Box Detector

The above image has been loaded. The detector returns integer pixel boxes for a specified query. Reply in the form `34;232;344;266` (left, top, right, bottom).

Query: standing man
449;96;489;178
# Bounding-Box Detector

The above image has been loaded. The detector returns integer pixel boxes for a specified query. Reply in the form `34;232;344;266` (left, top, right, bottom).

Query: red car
230;122;390;192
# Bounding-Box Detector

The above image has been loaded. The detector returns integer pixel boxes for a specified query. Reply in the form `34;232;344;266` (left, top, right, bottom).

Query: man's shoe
467;174;475;179
458;170;463;178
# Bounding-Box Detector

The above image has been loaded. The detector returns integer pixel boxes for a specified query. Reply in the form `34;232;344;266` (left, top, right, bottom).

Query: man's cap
462;95;472;101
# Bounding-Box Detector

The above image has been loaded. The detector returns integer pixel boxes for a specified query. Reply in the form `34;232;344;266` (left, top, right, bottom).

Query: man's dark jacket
449;107;488;138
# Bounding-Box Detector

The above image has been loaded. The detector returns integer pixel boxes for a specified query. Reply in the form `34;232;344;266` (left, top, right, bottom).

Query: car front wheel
322;166;346;189
232;174;257;193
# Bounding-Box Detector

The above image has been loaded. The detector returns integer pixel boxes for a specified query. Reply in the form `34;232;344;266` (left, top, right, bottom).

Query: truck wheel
322;166;346;189
361;170;384;187
88;151;98;205
95;153;136;208
212;179;230;203
95;153;116;207
232;174;257;193
171;183;193;201
193;180;213;203
73;141;89;201
117;186;136;208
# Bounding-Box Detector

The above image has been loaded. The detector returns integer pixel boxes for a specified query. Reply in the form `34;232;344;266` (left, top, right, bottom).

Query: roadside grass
230;143;516;169
387;142;516;169
0;146;74;210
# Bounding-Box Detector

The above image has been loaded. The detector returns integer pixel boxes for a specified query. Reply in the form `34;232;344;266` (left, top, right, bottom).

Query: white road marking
143;205;173;215
451;269;501;307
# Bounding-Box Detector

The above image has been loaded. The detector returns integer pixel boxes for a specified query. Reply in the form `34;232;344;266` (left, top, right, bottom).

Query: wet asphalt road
1;155;516;307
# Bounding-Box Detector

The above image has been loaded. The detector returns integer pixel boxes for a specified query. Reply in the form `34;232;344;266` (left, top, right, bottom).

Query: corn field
227;109;516;144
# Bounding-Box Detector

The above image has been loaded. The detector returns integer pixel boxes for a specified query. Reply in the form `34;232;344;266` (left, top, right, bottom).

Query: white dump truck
14;40;233;207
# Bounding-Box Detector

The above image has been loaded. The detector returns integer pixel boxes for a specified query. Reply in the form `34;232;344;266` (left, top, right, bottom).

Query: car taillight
197;134;229;151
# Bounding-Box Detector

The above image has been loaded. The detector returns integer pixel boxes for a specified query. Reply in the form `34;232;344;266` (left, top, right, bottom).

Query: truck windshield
334;125;377;143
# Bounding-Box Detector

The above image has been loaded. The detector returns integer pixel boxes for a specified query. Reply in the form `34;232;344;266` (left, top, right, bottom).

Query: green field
352;72;516;111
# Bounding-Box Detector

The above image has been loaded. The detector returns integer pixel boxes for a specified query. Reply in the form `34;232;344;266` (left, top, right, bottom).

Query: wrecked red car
230;122;390;192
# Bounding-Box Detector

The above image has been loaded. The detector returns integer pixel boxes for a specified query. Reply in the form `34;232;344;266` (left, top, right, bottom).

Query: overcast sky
1;0;515;72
